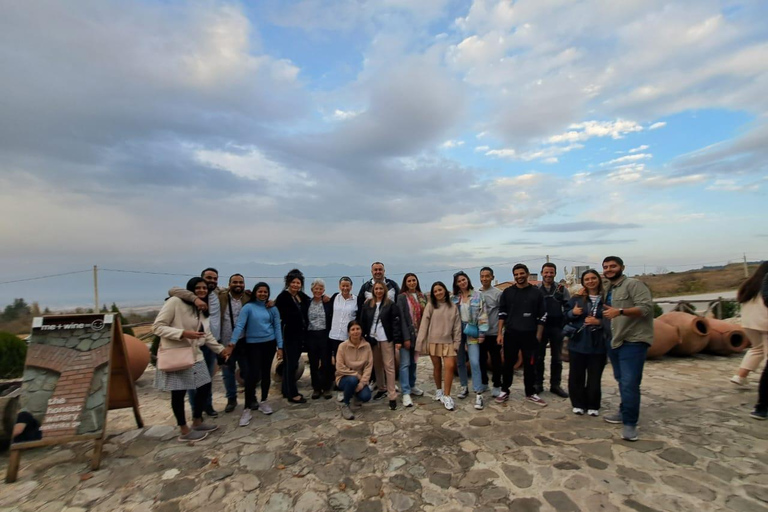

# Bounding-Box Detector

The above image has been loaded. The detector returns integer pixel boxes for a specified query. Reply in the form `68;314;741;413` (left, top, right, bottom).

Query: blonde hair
367;281;392;307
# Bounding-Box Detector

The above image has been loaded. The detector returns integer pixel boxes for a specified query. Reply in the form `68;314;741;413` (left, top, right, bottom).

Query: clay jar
704;318;750;356
648;320;681;358
657;312;710;356
123;334;151;381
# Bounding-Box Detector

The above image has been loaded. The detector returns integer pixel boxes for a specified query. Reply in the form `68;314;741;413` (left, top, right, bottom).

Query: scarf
405;292;426;331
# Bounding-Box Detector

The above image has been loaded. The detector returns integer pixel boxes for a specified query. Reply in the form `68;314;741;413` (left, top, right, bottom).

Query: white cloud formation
486;143;583;161
649;122;667;130
440;139;465;149
629;145;650;153
331;109;363;121
602;153;653;166
548;120;644;144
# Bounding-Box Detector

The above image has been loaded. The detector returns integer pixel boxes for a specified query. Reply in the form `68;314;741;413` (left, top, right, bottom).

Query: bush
714;300;740;319
0;331;27;379
653;303;663;318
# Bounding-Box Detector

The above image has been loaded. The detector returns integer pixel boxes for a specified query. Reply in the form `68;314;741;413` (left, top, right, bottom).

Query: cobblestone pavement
2;353;767;512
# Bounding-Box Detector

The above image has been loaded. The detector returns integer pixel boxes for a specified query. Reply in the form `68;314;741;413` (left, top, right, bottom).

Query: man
169;267;222;417
536;263;570;398
479;267;503;397
357;262;400;400
218;274;251;413
601;256;653;442
496;264;548;407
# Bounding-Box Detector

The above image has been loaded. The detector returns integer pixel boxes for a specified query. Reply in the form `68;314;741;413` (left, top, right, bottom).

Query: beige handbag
157;344;196;372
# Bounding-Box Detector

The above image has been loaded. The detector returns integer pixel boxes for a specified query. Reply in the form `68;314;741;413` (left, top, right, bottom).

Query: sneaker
457;386;469;399
604;412;622;424
750;409;768;420
491;387;501;398
573;407;585;415
373;390;387;401
587;409;600;417
178;430;208;443
204;407;219;418
249;403;260;411
311;390;321;400
389;400;397;411
193;422;219;433
495;391;509;403
525;394;547;407
474;394;484;410
411;386;425;397
402;394;413;408
239;409;252;427
622;425;638;441
224;398;237;413
550;386;569;398
534;384;544;395
341;404;355;420
730;375;747;386
259;401;273;415
337;391;344;402
442;395;455;411
434;389;444;401
323;391;333;400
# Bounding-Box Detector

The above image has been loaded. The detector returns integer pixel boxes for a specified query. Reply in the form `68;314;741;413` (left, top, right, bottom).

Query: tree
30;302;41;316
2;298;30;322
110;303;134;336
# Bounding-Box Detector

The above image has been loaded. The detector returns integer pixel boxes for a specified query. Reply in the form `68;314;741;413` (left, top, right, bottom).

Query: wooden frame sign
5;313;143;483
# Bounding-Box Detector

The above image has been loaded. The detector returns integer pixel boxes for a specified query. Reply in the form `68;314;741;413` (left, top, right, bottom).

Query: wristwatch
619;308;624;316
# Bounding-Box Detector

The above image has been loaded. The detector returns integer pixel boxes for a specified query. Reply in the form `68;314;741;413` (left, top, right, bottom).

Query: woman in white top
329;277;358;400
731;262;768;386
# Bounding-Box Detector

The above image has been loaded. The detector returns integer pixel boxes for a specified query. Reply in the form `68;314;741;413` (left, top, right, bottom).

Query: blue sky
1;0;767;307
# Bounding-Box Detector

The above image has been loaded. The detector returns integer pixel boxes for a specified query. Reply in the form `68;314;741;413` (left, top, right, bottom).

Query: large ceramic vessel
657;312;710;356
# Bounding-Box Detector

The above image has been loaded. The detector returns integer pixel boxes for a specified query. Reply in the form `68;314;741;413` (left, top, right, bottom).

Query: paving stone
360;476;382;498
706;461;737;482
664;475;716;501
585;494;620;512
69;487;109;507
626;440;665;453
458;469;498;488
428;472;452;489
617;465;655;483
389;493;415;512
543;491;580;512
564;474;590;490
658;448;697;466
240;452;275;471
294;491;326;512
725;495;768;512
502;464;533;488
509;497;542;511
336;439;369;460
745;485;768;504
205;467;235;481
480;485;508;502
455;491;477;507
264;492;293;512
554;461;580;470
586;458;609;470
158;478;196;501
328;492;353;512
277;452;301;466
623;499;661;512
469;417;491;427
390;474;421;493
356;499;383;512
232;473;261;492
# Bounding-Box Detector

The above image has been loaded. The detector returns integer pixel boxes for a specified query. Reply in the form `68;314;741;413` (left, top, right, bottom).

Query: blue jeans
222;344;250;400
399;347;417;395
338;375;372;405
608;342;648;426
457;331;485;393
188;345;217;410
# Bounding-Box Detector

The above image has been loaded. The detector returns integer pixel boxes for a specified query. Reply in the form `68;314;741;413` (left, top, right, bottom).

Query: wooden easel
6;315;143;483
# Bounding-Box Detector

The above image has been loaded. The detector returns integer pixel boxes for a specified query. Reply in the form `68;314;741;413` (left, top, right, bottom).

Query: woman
564;269;609;416
451;271;489;410
335;320;374;420
153;277;229;442
731;261;768;386
416;281;462;411
396;273;428;407
307;278;334;400
328;277;358;401
275;269;310;404
229;282;282;426
750;273;768;420
360;281;402;410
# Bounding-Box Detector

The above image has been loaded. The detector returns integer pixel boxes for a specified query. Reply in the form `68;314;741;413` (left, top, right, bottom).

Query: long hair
579;269;604;298
185;277;209;317
452;271;474;296
429;281;452;308
284;268;305;290
367;281;392;307
400;273;422;294
737;261;768;303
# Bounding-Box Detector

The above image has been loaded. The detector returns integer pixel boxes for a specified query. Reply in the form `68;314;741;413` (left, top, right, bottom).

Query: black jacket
357;278;401;313
538;283;571;327
359;299;402;345
498;285;547;333
564;295;609;354
275;290;310;342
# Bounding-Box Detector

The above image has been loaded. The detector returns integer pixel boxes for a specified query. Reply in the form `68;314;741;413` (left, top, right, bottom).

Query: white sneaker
587;409;599;417
474;394;484;410
491;387;501;397
239;409;252;427
434;389;444;401
457;386;469;399
442;395;455;411
411;386;425;396
730;375;747;386
402;394;413;408
573;407;585;415
337;391;344;402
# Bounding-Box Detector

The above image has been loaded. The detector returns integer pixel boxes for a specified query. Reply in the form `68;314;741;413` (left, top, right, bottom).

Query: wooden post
743;254;749;278
5;450;20;483
93;265;99;313
717;297;723;319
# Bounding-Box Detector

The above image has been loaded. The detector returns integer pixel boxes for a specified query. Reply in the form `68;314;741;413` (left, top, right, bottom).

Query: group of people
152;257;656;443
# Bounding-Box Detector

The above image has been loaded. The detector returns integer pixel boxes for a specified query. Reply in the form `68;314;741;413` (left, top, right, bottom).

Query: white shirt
329;293;358;341
372;303;388;342
208;291;221;341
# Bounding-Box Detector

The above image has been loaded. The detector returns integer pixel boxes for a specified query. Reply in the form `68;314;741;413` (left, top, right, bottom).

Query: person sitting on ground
335;320;373;420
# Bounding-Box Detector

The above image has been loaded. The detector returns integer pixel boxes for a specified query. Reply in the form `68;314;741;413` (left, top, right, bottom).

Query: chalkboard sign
5;313;143;482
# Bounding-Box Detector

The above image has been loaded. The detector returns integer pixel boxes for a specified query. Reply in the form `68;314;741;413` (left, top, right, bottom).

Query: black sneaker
311;390;321;400
249;403;260;411
373;390;387;401
205;407;219;418
224;399;237;413
550;386;569;398
533;384;544;395
389;400;397;411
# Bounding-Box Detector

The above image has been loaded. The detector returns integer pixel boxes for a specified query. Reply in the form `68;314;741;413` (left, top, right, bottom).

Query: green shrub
0;331;27;379
653;303;663;318
715;300;740;319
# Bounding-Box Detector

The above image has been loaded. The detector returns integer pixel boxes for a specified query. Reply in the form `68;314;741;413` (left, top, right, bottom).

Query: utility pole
546;254;550;263
743;253;749;278
93;265;99;313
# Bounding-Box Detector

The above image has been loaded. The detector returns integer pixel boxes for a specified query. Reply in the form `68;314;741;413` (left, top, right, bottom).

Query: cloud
331;109;362;121
440;139;465;149
486;143;584;162
706;179;760;192
629;145;650;153
649;122;667;130
602;153;653;166
548;120;644;144
525;221;643;233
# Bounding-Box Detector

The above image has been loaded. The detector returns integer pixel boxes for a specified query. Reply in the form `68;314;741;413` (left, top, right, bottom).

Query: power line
0;269;91;285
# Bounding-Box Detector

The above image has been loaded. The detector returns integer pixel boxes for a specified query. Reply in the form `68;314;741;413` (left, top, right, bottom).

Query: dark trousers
307;330;333;392
537;325;564;388
223;340;250;400
502;330;538;396
173;382;210;426
480;335;502;388
608;342;648;426
757;363;768;413
281;336;302;398
568;351;607;410
245;341;276;407
338;375;373;405
188;345;216;411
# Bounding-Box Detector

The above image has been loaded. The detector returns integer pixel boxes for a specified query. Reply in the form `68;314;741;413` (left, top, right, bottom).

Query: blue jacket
229;300;283;349
564;295;609;355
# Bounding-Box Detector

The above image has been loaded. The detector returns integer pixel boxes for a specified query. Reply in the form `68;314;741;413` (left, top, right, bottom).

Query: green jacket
607;276;654;349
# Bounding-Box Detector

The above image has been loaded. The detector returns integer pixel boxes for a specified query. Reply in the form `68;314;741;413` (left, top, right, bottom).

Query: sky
1;0;767;308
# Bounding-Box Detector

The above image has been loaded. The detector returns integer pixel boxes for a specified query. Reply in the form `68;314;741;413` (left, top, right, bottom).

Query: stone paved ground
2;353;768;512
